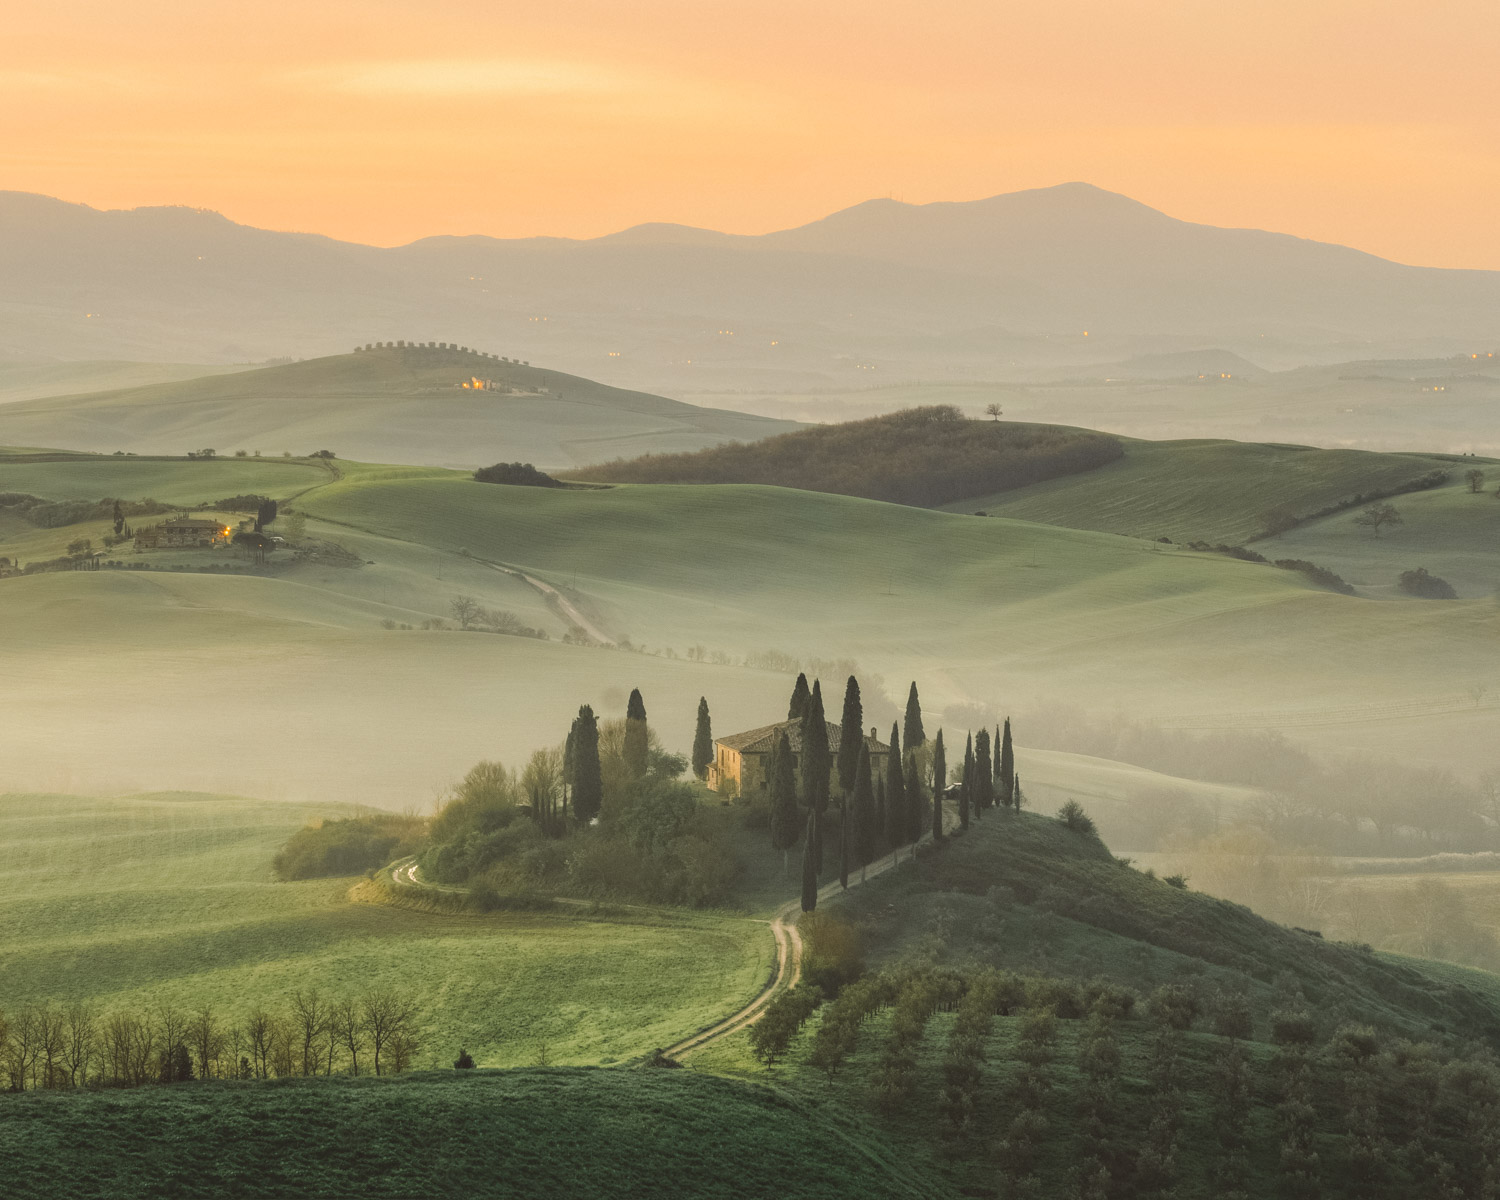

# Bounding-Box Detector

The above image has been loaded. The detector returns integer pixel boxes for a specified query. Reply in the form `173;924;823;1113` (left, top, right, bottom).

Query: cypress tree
994;726;1001;784
571;705;602;824
112;500;125;536
1013;774;1024;811
838;799;849;890
562;725;576;821
903;682;925;749
788;673;811;721
768;731;800;876
885;722;906;864
624;688;649;779
999;718;1016;809
931;730;946;840
800;808;819;912
852;742;876;881
974;729;995;812
691;696;713;781
800;680;831;814
837;675;864;794
960;733;973;830
875;774;887;855
905;752;924;846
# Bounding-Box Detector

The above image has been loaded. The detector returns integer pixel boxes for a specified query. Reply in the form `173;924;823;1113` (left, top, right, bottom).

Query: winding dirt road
479;559;615;646
386;827;941;1062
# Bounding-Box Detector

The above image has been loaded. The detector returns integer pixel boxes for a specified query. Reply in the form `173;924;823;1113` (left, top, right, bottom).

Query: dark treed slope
577;407;1122;506
0;344;801;468
826;809;1500;1042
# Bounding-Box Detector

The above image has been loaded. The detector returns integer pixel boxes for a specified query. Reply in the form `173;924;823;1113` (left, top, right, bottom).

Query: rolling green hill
0;791;773;1068
0;345;802;469
1257;478;1500;599
0;1068;942;1200
942;436;1467;545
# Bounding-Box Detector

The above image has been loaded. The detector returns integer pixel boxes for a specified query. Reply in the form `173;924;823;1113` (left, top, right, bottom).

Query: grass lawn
0;1068;942;1200
0;792;774;1067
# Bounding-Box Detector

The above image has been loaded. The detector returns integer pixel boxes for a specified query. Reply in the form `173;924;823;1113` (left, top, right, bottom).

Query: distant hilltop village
354;340;532;391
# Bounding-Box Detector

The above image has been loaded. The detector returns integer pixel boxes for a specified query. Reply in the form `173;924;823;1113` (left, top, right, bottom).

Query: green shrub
799;911;865;996
1057;800;1096;835
272;814;425;881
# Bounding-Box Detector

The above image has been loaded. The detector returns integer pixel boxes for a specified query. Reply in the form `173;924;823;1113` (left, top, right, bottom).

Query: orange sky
5;0;1499;267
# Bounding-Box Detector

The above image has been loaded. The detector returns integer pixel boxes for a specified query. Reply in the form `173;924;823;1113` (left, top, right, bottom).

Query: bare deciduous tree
449;594;480;630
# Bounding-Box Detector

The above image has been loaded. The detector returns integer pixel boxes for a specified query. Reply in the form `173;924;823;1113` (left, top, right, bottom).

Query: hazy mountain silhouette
2;184;1495;386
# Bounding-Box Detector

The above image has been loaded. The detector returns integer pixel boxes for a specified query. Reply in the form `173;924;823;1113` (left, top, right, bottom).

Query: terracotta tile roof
716;718;890;757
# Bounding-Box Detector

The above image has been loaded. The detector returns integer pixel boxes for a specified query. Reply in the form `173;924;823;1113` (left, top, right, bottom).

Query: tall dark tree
255;497;278;533
903;682;925;750
994;726;1001;783
905;752;924;845
788;673;811;721
767;732;800;875
884;723;906;863
691;697;714;781
570;705;602;824
838;800;850;890
875;774;887;855
960;734;974;830
1013;774;1024;811
624;688;649;779
800;809;819;912
112;500;125;536
974;728;995;812
852;742;876;881
800;680;832;814
562;724;576;820
999;717;1016;809
931;730;946;840
837;676;864;794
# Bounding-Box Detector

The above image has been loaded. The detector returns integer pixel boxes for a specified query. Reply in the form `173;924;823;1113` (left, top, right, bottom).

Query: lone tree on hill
449;595;480;630
999;717;1015;809
788;673;812;721
885;723;907;863
768;732;800;875
570;705;602;824
904;682;925;749
974;728;995;812
960;734;974;830
1353;502;1403;537
800;809;819;912
838;676;864;794
985;403;1004;421
1467;468;1487;493
931;730;946;840
852;742;876;881
800;680;832;816
691;697;713;780
624;688;649;779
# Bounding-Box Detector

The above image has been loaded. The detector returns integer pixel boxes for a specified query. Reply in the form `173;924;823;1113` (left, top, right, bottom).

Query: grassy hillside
577;408;1123;506
0;346;802;469
943;436;1466;544
688;809;1500;1199
0;570;797;805
296;470;1500;775
1258;478;1500;599
0;791;772;1067
0;451;331;504
0;1069;941;1200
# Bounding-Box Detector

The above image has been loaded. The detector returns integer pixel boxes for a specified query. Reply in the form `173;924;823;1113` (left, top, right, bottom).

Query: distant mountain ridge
2;184;1496;388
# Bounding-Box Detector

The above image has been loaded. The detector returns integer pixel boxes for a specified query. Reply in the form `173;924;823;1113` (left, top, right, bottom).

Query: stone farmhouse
708;719;890;796
134;516;231;549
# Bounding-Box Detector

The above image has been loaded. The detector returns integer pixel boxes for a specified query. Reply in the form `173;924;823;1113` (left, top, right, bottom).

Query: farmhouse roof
162;516;224;529
715;719;890;758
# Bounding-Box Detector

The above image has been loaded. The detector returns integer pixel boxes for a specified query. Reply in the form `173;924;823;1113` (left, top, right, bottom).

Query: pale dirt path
477;559;615;646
